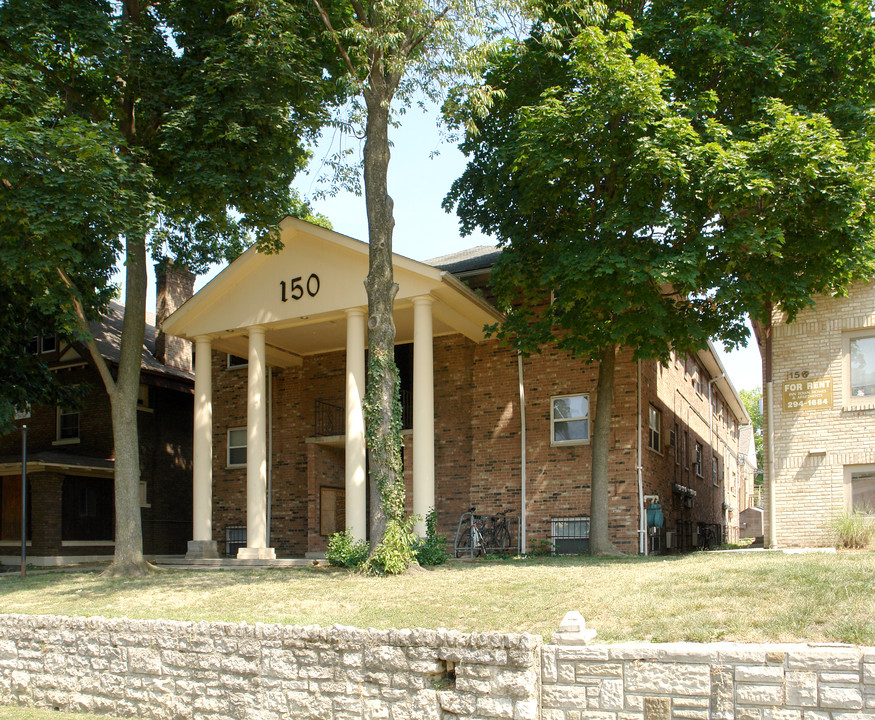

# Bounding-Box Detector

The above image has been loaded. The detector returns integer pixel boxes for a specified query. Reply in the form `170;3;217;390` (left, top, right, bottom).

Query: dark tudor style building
164;218;751;560
0;268;195;566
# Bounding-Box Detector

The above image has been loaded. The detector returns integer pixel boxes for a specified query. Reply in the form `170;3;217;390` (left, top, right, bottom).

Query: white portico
163;217;501;559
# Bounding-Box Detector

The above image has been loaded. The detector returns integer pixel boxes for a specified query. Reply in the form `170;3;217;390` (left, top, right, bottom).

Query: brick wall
0;362;193;559
766;281;875;546
210;333;741;557
1;614;872;720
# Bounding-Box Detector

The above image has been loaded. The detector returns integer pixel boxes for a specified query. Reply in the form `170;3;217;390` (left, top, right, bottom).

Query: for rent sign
783;378;833;411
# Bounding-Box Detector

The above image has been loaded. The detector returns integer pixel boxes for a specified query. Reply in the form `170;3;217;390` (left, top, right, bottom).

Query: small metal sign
783;378;833;411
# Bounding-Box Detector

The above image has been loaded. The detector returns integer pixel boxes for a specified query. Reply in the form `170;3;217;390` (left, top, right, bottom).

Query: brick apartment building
0;269;194;566
163;218;750;560
758;280;875;546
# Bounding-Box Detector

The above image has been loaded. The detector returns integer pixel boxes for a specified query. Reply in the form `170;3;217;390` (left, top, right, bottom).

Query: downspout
637;360;645;555
517;352;527;554
708;374;725;530
267;366;273;547
764;311;776;548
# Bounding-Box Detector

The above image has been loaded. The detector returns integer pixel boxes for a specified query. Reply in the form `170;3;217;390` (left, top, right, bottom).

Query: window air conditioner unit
664;531;675;549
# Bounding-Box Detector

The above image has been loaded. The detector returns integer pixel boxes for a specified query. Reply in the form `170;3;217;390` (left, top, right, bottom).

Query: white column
413;296;435;536
345;309;367;542
187;335;218;558
239;325;275;559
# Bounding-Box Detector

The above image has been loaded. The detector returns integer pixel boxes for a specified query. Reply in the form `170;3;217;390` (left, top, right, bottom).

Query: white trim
844;463;875;514
227;353;248;370
52;438;81;447
60;540;115;547
843;328;875;409
0;541;31;547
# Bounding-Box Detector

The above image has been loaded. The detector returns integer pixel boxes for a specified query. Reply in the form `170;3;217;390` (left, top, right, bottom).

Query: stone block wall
0;614;540;720
541;641;875;720
2;615;874;720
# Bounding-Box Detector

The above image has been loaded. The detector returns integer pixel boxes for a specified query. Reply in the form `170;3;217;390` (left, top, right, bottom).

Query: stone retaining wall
541;642;875;719
1;614;873;719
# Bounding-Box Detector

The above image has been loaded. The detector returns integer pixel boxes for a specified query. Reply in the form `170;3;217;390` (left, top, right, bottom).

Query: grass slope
2;552;873;644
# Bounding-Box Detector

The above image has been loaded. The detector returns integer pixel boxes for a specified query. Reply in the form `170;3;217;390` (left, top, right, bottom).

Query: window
551;394;589;445
228;354;248;369
648;406;661;452
551;517;590;555
848;332;875;400
695;443;703;477
847;468;875;514
139;481;150;508
137;384;151;409
41;335;57;353
62;476;113;541
228;428;247;467
712;457;719;486
57;408;79;442
673;424;680;465
25;337;38;354
690;361;703;395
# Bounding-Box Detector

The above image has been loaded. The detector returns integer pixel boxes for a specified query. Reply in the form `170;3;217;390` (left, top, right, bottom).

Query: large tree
445;0;875;554
311;0;507;566
0;0;339;575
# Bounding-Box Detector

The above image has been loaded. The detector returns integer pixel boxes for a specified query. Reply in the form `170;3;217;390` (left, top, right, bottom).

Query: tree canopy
313;0;511;570
445;0;875;553
0;0;341;573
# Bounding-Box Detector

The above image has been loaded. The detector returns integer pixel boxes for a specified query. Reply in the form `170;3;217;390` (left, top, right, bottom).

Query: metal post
21;424;27;579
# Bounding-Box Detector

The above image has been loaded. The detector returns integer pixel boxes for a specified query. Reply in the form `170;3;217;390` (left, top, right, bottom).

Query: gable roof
79;300;193;383
163;217;504;365
425;245;501;275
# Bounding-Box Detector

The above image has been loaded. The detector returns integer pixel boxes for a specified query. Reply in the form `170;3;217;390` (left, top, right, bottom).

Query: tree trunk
589;344;621;555
363;72;400;548
103;230;152;576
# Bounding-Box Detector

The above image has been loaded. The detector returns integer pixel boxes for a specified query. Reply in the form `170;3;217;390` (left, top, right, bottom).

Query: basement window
551;517;590;555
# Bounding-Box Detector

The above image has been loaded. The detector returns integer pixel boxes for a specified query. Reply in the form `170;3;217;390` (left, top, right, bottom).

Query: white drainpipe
517;352;527;554
637;360;646;555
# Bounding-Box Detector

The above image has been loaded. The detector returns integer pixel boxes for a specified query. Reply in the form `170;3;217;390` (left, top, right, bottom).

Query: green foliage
829;510;874;549
528;539;554;557
739;388;764;473
364;517;417;576
0;0;341;423
326;530;370;568
413;509;450;566
363;347;406;524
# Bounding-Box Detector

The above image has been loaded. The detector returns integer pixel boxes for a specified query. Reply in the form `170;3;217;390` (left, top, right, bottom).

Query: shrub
830;510;874;549
326;529;369;568
414;508;449;566
528;538;554;557
365;517;416;575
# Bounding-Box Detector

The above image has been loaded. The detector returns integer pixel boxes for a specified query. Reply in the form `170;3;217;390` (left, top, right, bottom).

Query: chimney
155;259;195;372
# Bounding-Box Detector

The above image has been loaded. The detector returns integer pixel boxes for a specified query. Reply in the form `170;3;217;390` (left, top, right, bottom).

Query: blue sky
131;101;763;392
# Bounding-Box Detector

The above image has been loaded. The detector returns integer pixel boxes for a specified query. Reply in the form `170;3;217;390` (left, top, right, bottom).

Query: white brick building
759;280;875;546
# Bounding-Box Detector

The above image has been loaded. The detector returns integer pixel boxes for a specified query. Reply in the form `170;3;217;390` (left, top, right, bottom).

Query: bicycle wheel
472;525;485;556
494;524;512;553
455;519;473;557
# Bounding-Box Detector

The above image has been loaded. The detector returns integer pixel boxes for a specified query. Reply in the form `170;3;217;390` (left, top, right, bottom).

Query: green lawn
0;710;109;720
2;551;873;644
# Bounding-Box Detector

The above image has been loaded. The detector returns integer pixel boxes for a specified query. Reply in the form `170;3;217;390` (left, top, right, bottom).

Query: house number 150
280;274;320;302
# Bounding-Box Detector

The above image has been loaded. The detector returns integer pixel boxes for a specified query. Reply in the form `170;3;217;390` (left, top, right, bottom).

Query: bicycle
490;510;513;553
455;507;490;557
